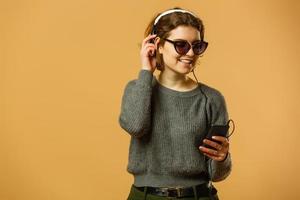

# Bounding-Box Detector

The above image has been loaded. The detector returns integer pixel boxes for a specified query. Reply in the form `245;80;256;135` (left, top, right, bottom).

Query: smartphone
203;124;229;149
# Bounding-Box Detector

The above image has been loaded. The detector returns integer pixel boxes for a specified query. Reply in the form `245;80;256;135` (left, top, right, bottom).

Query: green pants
126;184;219;200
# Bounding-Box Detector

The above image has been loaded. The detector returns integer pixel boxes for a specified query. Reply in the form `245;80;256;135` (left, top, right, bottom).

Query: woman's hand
199;136;229;162
140;34;159;73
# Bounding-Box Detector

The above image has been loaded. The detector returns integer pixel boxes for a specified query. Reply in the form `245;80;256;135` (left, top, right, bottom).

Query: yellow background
1;0;300;199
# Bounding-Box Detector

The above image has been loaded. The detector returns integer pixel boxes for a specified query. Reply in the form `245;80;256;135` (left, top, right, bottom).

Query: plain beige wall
1;0;300;199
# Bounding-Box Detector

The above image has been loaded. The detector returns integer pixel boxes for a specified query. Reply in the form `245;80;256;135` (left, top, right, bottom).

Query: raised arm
118;69;153;138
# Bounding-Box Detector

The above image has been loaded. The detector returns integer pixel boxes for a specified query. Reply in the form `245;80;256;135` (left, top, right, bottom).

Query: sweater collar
153;76;202;97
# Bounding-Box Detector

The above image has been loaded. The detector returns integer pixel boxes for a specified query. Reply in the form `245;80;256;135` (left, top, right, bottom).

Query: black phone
203;124;229;149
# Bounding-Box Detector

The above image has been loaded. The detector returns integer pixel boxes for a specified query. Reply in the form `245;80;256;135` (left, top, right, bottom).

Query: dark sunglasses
161;38;208;55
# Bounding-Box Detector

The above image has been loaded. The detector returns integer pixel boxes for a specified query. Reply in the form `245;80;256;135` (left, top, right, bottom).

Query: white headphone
153;9;197;26
151;9;197;35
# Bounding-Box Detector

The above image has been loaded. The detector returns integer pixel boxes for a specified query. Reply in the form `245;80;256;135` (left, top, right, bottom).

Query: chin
173;68;191;75
177;64;193;73
164;63;192;75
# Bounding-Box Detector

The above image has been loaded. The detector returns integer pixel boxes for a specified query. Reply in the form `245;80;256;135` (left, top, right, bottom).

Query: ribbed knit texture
119;69;232;187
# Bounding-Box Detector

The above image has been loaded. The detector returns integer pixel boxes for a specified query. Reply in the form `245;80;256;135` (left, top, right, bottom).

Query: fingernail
212;136;216;139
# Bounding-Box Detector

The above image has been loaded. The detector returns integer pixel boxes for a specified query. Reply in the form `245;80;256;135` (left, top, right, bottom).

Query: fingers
140;34;158;72
141;34;159;57
199;146;222;156
199;136;230;162
199;146;227;161
143;42;155;49
142;34;157;47
199;146;215;156
143;44;156;57
202;139;223;151
211;136;229;144
202;152;227;162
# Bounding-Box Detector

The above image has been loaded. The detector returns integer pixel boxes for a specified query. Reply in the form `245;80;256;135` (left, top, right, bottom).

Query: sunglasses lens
193;42;207;55
174;41;190;55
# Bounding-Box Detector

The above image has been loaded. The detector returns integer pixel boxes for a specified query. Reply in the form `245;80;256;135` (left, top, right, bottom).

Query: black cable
191;68;198;83
192;68;235;200
226;119;235;138
193;69;214;199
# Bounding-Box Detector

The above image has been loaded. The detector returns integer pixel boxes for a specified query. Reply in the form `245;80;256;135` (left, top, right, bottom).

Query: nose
186;46;195;56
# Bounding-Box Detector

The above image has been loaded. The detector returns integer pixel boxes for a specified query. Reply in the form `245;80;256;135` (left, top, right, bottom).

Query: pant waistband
132;183;217;198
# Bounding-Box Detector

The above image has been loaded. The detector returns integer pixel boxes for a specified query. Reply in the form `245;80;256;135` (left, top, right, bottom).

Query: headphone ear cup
151;25;157;35
149;27;156;43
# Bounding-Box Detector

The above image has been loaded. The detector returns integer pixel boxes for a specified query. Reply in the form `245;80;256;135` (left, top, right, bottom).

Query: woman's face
158;25;201;74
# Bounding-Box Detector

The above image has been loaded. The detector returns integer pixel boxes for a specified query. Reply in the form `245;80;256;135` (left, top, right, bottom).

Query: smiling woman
119;7;232;200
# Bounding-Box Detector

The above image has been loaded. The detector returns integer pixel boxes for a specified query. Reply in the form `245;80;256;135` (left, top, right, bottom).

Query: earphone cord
192;68;235;200
192;68;198;83
192;68;235;138
194;69;214;199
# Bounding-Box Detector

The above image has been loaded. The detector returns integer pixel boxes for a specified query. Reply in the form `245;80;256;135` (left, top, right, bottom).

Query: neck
157;68;193;90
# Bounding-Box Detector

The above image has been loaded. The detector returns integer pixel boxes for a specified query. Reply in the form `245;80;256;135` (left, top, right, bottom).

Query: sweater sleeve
118;69;153;138
208;90;232;182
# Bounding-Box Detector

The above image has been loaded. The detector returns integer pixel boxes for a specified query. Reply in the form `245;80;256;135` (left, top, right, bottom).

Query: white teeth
180;59;192;64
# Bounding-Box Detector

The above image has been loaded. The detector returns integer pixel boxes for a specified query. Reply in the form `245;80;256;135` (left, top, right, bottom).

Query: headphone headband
153;9;197;25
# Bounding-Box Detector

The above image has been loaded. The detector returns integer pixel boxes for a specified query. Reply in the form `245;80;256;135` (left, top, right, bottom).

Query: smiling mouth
179;59;193;65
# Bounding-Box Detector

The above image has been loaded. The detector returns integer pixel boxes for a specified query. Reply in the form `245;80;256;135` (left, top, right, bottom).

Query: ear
154;37;162;54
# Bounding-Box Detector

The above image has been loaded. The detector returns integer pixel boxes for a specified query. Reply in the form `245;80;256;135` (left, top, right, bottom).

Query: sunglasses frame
160;38;208;55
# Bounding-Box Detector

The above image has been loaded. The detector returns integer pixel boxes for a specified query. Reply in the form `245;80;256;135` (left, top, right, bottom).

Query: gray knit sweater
119;69;232;187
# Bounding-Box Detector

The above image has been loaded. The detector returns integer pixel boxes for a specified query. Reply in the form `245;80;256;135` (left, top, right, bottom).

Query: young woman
119;7;232;200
